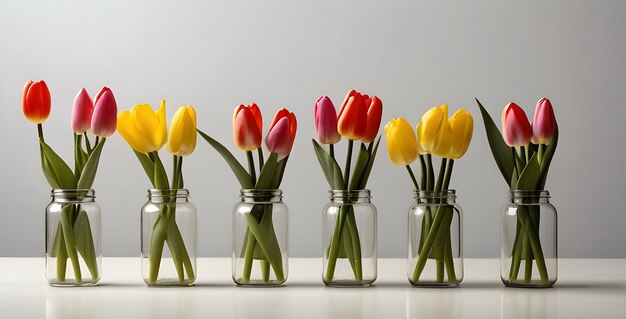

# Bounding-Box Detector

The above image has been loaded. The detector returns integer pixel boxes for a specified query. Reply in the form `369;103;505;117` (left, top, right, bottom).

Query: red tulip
532;97;556;144
362;96;383;143
266;108;297;156
501;102;532;147
337;90;367;140
314;96;341;144
91;87;117;137
233;103;263;151
22;80;51;124
71;88;94;133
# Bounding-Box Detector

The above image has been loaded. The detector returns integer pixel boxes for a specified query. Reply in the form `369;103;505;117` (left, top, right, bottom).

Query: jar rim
413;189;456;198
240;188;283;195
51;189;95;197
329;189;371;199
509;190;550;198
148;189;190;197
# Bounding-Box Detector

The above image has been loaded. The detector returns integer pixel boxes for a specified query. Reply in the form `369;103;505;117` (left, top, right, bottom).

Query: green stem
346;207;362;281
444;238;457;282
260;259;270;282
436;259;444;283
38;123;44;140
84;133;92;154
329;144;335;160
325;204;349;281
406;165;419;191
434;158;447;193
242;232;257;282
148;206;172;283
257;148;265;172
508;221;523;281
419;155;427;190
247;151;256;184
518;208;549;282
60;205;82;283
54;223;68;281
426;154;434;190
344;140;354;188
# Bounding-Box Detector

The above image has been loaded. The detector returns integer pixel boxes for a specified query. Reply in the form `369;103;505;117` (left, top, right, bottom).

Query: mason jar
322;189;377;287
501;190;557;288
407;190;463;287
141;189;197;286
232;189;288;286
45;189;101;286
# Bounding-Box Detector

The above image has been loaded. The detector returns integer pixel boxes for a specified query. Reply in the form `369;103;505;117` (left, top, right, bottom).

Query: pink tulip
91;87;117;137
266;108;297;157
71;88;94;133
532;97;556;144
501;102;532;147
314;96;341;144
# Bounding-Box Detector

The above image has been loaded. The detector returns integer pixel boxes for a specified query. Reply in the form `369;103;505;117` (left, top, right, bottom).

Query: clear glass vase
232;189;288;286
407;190;463;287
141;189;197;286
501;190;557;288
322;190;377;287
45;189;101;286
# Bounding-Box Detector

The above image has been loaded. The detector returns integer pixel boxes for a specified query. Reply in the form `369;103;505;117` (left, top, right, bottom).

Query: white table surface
0;258;625;319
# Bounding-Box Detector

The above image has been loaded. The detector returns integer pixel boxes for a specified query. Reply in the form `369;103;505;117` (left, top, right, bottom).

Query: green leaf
272;156;288;188
133;150;156;187
197;129;254;189
516;152;540;190
476;98;514;187
153;152;170;189
312;140;344;189
73;210;99;279
39;140;77;189
40;145;60;189
349;143;370;190
74;134;88;180
358;136;381;189
77;139;106;189
510;164;519;190
537;122;559;189
255;152;278;189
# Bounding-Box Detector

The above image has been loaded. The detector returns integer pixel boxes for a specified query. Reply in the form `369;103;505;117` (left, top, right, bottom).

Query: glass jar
45;189;101;286
141;189;197;286
407;190;463;287
501;190;557;288
232;189;288;286
322;190;377;287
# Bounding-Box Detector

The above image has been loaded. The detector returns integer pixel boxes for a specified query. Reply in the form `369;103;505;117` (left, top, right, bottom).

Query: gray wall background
1;0;625;258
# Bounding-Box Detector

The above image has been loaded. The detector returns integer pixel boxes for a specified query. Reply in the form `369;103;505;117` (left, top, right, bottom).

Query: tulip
71;88;94;134
91;87;117;137
167;106;197;156
233;103;262;151
532;97;556;144
362;96;383;143
384;118;418;166
337;90;367;140
446;108;473;159
501;102;532;147
266;108;297;156
418;105;449;154
117;100;168;153
314;96;341;144
22;80;51;124
416;122;427;155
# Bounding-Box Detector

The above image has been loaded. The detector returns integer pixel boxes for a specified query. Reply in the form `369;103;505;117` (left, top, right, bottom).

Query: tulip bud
418;104;450;155
446;108;473;159
117;100;167;153
266;108;297;157
384;118;418;166
314;96;341;144
91;87;117;137
532;97;556;144
362;96;383;143
233;103;263;151
71;88;94;133
502;102;532;147
167;106;197;156
337;90;367;140
22;80;51;124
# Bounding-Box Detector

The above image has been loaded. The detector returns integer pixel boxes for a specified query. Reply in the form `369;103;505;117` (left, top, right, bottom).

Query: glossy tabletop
0;258;625;319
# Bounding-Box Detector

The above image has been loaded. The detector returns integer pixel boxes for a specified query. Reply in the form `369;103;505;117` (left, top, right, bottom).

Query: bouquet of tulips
198;104;297;284
312;90;383;283
117;100;197;285
385;105;473;284
23;80;117;283
477;98;558;284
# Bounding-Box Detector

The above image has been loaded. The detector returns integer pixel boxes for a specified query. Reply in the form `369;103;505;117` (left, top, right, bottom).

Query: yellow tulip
446;108;473;159
117;99;168;153
418;104;450;156
384;118;418;166
167;105;197;156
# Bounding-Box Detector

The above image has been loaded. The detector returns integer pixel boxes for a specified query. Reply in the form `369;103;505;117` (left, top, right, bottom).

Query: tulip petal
117;110;152;153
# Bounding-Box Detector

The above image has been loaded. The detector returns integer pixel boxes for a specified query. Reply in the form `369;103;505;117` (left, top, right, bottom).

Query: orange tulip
22;80;51;124
337;90;367;140
233;103;263;151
